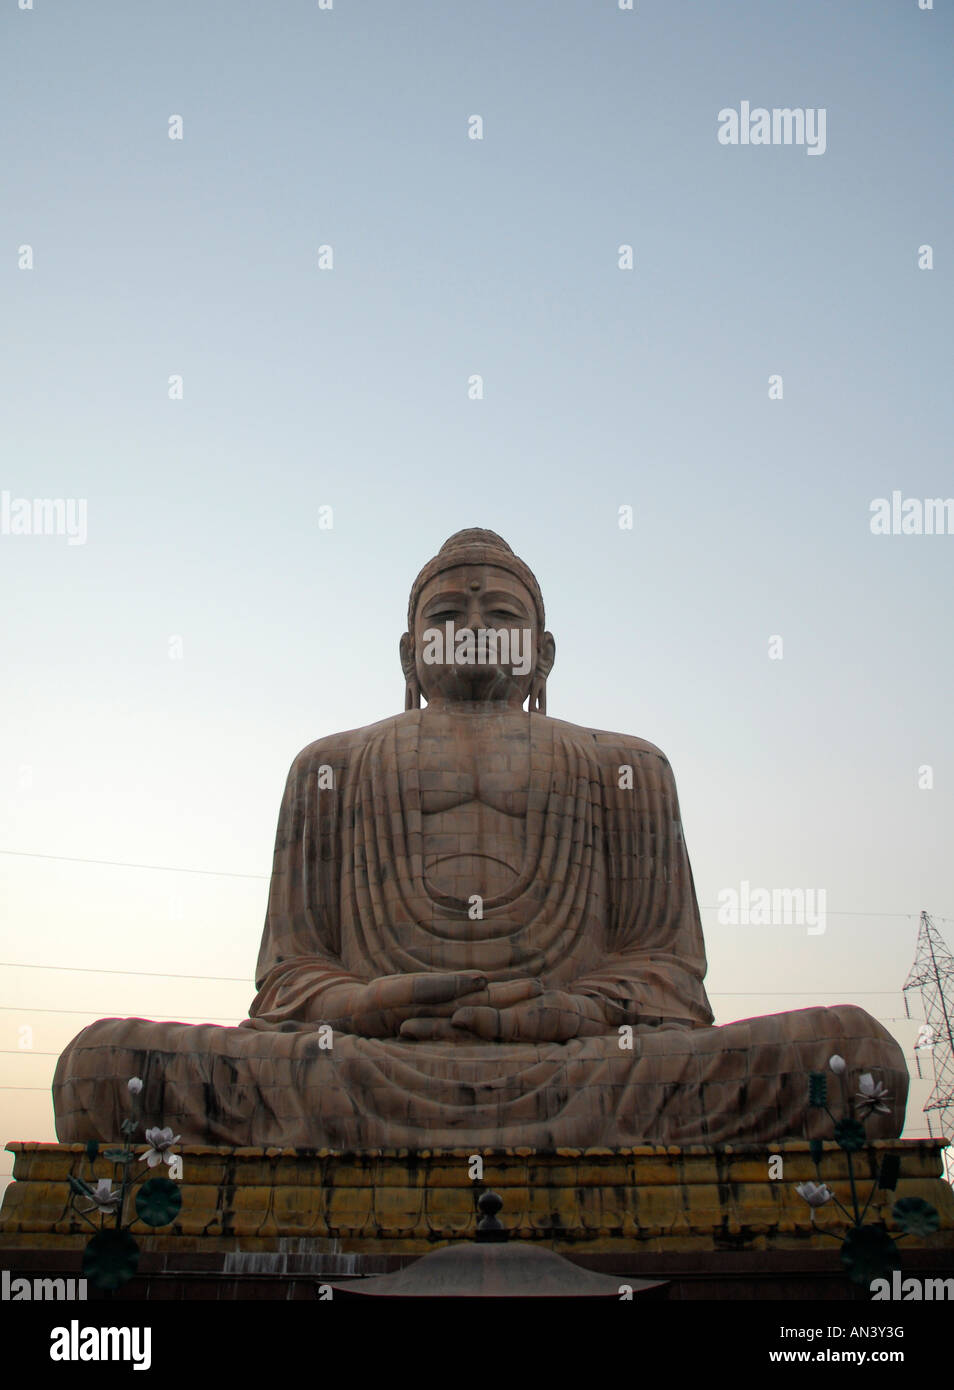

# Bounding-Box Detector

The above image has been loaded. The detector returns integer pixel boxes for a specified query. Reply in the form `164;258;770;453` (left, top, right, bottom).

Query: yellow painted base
2;1139;952;1256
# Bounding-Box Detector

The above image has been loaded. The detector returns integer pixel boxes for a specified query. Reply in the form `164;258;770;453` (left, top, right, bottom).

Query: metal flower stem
845;1150;862;1226
817;1103;855;1222
81;1147;101;1230
808;1117;851;1222
828;1071;863;1226
78;1143;109;1231
116;1088;142;1231
843;1085;864;1225
826;1191;856;1224
857;1178;880;1227
73;1204;100;1232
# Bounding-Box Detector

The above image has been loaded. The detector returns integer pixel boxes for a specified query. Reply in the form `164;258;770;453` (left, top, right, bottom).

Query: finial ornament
475;1189;507;1243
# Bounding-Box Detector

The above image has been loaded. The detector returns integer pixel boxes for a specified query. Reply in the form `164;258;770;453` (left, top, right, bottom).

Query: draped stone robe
53;711;908;1148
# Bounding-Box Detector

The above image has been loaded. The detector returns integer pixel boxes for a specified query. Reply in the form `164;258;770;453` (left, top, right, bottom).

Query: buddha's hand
403;981;615;1043
319;972;488;1039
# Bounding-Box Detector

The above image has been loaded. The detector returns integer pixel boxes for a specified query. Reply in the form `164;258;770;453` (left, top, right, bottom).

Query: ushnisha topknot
407;528;546;633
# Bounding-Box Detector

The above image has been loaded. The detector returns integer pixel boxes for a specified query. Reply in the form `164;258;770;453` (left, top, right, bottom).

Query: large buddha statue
54;530;908;1148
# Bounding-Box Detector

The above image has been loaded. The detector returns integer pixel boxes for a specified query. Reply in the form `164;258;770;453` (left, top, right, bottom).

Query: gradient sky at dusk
2;1;952;1187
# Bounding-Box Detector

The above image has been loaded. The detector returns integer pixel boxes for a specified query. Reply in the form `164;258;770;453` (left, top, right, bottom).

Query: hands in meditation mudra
54;530;907;1148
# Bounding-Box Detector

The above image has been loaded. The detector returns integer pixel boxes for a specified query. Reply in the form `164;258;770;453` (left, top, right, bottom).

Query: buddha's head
401;529;556;711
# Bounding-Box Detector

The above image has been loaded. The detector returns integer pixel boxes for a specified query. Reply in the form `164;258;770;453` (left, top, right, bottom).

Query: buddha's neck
422;697;528;714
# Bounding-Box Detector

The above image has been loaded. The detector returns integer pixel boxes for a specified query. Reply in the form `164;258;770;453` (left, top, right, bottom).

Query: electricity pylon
904;911;954;1184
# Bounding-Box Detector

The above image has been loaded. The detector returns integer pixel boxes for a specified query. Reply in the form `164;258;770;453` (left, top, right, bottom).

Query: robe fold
53;712;908;1148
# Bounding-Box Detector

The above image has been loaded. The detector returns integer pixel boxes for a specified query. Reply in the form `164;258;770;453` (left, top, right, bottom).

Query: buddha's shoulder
287;710;420;774
543;715;675;773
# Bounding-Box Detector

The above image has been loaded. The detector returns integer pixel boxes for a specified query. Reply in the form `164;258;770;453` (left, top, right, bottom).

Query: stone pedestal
2;1139;952;1299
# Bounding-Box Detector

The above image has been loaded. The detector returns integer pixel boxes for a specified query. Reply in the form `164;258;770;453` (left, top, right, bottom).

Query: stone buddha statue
54;529;908;1148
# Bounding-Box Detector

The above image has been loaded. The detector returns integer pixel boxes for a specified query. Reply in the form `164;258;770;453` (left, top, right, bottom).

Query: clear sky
1;1;952;1189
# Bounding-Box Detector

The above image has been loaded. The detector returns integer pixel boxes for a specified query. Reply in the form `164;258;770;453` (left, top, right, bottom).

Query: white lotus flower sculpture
83;1178;122;1215
855;1073;892;1117
143;1126;181;1168
795;1180;834;1210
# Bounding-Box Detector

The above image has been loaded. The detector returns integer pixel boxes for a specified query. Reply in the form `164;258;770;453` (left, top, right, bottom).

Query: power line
0;961;252;984
0;1005;242;1021
1;850;950;923
0;959;920;994
0;850;268;881
709;990;906;997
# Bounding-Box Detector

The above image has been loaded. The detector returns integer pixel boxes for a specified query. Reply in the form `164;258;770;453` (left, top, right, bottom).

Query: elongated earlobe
400;631;420;709
529;630;555;714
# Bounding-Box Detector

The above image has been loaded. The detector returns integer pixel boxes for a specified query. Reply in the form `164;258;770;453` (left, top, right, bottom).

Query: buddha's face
403;563;553;707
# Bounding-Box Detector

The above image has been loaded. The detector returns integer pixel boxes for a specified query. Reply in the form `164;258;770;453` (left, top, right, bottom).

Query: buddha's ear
530;631;555;714
399;632;421;710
